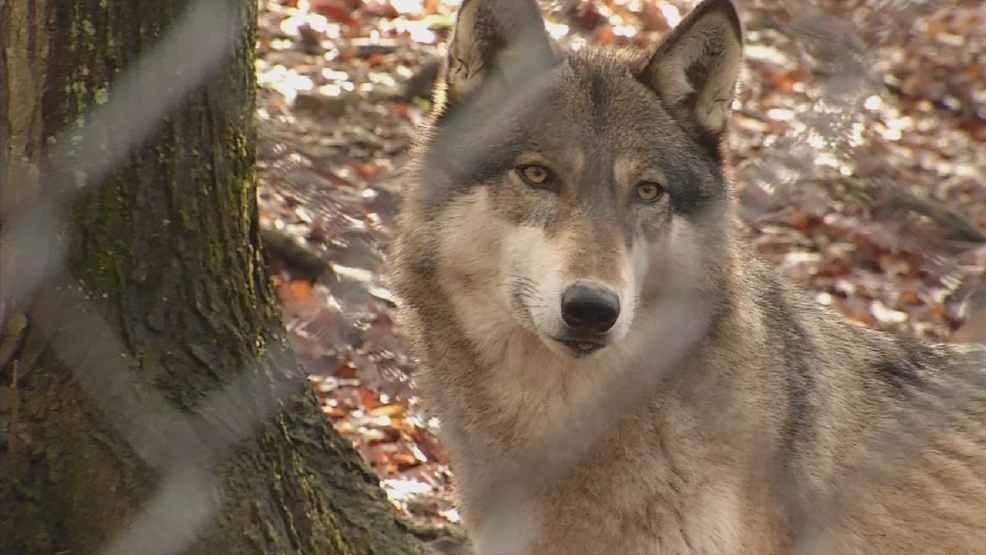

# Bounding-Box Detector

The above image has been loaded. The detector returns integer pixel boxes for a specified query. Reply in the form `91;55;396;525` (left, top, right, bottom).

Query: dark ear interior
638;0;743;138
442;0;556;104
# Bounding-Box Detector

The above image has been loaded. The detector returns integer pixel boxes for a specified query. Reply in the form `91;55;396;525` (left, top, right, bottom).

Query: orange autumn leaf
368;404;405;417
637;1;670;33
789;210;809;231
311;0;358;24
275;280;295;303
336;361;356;379
288;279;313;300
349;160;381;180
596;26;615;45
392;101;410;119
356;386;379;410
389;450;422;470
901;290;921;305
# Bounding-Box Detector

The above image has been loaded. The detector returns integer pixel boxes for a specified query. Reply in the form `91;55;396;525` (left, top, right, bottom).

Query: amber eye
634;182;664;202
517;164;551;187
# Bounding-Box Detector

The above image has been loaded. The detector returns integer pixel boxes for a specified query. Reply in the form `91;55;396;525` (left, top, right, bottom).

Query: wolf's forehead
538;55;677;147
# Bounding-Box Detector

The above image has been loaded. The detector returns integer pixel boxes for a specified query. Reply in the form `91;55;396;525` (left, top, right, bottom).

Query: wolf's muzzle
560;282;620;334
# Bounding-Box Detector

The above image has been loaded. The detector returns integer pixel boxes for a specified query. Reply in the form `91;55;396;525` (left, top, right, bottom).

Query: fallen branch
261;226;329;280
880;189;986;244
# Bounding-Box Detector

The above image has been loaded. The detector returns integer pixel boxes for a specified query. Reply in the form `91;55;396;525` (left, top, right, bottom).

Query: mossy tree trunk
0;0;424;553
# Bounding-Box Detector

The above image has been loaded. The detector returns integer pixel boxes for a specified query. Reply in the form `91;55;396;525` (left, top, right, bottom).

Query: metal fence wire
1;0;984;554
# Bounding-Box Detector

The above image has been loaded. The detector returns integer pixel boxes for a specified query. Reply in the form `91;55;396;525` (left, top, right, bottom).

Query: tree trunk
0;0;424;553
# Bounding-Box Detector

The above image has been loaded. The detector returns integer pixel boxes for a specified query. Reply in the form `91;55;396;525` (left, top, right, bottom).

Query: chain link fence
2;0;984;553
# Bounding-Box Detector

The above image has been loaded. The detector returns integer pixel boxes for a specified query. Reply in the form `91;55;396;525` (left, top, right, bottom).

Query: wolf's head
396;0;743;361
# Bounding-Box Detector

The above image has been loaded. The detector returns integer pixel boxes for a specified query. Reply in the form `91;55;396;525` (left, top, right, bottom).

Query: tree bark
0;0;425;553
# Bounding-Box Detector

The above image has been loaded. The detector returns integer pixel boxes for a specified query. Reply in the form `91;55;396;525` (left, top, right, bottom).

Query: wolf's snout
560;283;620;334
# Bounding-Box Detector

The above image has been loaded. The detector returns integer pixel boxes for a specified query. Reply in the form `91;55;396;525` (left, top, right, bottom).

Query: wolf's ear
639;0;743;137
443;0;556;103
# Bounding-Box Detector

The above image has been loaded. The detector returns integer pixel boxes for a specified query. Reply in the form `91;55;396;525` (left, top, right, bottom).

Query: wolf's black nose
561;283;620;333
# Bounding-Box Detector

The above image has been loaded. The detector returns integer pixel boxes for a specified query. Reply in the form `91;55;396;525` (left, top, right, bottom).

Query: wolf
390;0;986;553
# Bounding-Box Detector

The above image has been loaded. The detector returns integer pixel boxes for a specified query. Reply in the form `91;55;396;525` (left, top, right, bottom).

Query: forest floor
253;0;986;543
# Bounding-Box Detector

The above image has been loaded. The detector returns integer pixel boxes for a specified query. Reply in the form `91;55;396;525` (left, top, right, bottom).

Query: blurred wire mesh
1;0;984;553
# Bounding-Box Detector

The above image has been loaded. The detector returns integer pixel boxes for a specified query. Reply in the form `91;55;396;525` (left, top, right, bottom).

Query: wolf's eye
517;164;553;188
634;182;665;202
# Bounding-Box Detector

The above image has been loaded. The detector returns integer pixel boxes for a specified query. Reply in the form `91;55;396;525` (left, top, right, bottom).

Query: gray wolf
390;0;986;553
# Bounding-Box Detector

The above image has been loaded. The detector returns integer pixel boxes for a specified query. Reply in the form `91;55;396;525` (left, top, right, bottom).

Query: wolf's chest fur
452;362;766;555
427;293;786;555
462;408;757;555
